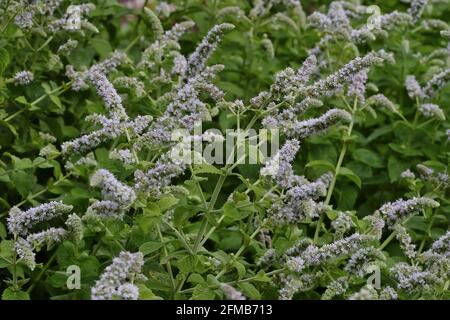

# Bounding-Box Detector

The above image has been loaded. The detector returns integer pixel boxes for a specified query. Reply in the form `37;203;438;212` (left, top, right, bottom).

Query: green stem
156;224;176;292
179;269;284;294
26;251;57;294
214;226;262;281
379;230;397;251
313;98;357;243
5;83;70;122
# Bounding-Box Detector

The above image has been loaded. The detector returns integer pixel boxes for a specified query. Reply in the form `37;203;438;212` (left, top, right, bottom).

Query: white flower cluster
7;202;82;270
91;251;147;300
86;169;136;220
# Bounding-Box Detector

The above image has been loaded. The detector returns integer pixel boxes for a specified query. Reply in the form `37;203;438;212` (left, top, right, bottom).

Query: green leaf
387;156;410;182
187;273;205;284
10;170;35;198
15;96;28;105
238;283;261;299
352;149;384;168
49;95;62;109
139;241;162;256
223;202;249;221
2;288;30;300
388;143;423;157
158;195;179;211
192;284;215;300
90;38;112;58
137;284;162;300
177;255;198;274
0;240;14;258
192;163;223;175
0;48;10;75
0;257;11;268
338;167;362;188
254;270;271;282
0;223;6;240
305;160;335;172
234;261;246;278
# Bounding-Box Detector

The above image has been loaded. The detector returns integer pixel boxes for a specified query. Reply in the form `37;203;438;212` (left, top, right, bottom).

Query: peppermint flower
321;277;348;300
26;227;67;250
401;169;416;180
185;23;234;78
331;212;353;236
405;75;425;99
419;104;445;120
134;152;186;196
88;70;128;120
423;68;450;98
366;94;398;112
345;247;385;277
287;109;352;139
269;173;332;224
379;287;398;300
91;251;146;300
87;169;136;219
377;197;439;226
65;213;84;242
260;139;301;188
347;69;368;103
13;70;34;85
15;238;36;270
7;201;73;236
285;233;373;273
14;11;34;29
305;51;389;97
221;284;246;300
407;0;428;22
109;149;136;165
390;262;441;293
394;224;417;259
57;39;78;56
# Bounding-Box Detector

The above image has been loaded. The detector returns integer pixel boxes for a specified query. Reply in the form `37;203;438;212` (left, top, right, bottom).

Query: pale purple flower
14;70;34;85
423;68;450;98
405;75;425;99
393;224;417;259
401;169;416;180
377;197;439;226
185;23;234;78
345;247;385;277
7;202;73;236
419;103;445;120
91;251;146;300
407;0;428;22
90;169;136;209
26;227;67;250
15;238;36;270
348;69;368;102
366;94;397;112
260;139;301;188
221;284;246;300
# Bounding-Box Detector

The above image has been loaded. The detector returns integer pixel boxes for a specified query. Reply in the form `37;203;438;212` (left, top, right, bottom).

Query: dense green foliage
0;0;449;300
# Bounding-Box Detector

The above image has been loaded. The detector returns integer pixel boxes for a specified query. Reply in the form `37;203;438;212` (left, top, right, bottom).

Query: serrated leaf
158;195;179;212
0;48;10;75
139;241;162;256
352;149;384;168
193;163;223;175
2;288;29;300
338;167;362;188
306;160;335;172
237;283;260;299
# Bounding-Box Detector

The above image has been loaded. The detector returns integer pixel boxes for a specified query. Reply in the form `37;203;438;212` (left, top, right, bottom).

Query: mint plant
0;0;448;300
